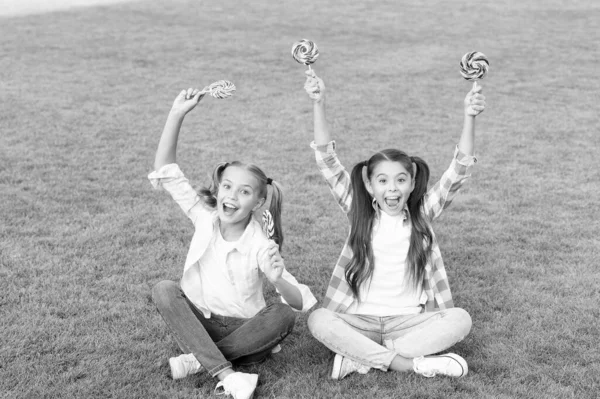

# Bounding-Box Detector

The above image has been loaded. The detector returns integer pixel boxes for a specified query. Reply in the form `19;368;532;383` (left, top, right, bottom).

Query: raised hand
464;82;486;117
304;69;325;102
263;241;285;284
170;88;205;116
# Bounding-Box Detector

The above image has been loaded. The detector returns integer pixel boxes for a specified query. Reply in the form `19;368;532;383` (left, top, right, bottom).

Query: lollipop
186;80;236;100
291;39;319;70
262;210;275;240
460;51;489;87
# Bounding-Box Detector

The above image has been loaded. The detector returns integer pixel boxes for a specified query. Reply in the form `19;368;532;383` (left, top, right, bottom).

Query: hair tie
266;178;273;185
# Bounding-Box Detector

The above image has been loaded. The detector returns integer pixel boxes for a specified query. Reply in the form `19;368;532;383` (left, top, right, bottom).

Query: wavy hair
198;161;285;250
345;149;432;301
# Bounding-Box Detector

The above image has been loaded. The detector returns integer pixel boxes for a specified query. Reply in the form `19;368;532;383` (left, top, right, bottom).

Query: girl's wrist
169;108;187;119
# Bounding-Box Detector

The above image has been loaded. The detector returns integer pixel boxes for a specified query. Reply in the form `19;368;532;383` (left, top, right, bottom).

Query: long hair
345;149;432;301
198;161;285;250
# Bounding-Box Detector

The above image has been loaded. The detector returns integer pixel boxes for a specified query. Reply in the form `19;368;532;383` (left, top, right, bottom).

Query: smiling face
365;160;415;217
216;166;265;228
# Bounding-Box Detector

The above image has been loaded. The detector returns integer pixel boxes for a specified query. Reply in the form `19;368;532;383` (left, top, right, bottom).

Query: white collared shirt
149;164;317;318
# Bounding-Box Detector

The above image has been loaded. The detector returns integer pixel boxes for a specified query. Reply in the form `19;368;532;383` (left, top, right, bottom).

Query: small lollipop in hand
460;51;489;89
186;80;236;100
292;39;319;71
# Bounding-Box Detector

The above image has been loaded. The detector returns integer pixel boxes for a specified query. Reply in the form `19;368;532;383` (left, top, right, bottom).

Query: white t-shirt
348;211;422;316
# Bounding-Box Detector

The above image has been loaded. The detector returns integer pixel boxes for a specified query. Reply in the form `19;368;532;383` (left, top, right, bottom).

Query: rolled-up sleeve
423;146;477;221
148;164;210;225
310;140;353;214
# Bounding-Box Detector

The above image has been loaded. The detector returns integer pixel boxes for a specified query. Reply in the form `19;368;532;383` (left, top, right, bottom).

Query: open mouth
384;197;400;208
222;202;238;216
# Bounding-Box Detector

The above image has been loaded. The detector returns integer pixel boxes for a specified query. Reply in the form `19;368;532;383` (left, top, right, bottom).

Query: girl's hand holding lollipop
460;51;489;117
464;82;486;117
304;69;325;102
262;210;284;284
171;88;205;116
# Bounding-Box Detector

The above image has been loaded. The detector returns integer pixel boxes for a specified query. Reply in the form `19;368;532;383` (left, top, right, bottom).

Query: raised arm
304;70;330;145
458;82;486;156
303;71;354;213
422;82;487;221
154;88;205;171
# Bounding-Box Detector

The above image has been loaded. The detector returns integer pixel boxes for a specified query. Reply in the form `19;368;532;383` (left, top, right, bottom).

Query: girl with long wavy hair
302;70;486;380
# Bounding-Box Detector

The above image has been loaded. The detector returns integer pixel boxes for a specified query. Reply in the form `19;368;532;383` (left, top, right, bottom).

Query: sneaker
169;353;203;380
413;353;468;378
271;344;282;354
331;353;370;380
215;372;259;399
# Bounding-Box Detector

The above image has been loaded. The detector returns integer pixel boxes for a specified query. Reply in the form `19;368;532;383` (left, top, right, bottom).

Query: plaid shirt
311;141;477;313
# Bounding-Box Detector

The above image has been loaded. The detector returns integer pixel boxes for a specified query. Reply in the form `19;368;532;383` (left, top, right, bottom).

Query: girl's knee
448;307;472;336
151;280;178;305
272;302;297;328
307;308;334;336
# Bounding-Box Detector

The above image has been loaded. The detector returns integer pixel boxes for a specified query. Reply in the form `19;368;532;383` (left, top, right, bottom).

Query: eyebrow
376;172;409;178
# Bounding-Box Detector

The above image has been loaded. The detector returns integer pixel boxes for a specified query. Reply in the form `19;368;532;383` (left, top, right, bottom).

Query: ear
409;162;417;194
362;165;374;196
252;197;266;213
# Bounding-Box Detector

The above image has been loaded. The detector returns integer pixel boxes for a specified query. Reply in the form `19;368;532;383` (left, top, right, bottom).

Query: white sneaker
413;353;468;378
331;353;370;380
215;372;259;399
169;353;203;380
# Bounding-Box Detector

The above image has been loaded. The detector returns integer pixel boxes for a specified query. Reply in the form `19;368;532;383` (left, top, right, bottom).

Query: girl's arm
262;243;303;310
305;71;353;213
154;88;205;170
423;83;486;221
149;88;210;225
457;82;486;156
304;70;331;145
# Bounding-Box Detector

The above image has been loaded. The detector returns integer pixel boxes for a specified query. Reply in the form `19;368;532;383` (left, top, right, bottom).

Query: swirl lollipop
460;51;489;88
292;39;319;70
262;210;275;240
186;80;236;100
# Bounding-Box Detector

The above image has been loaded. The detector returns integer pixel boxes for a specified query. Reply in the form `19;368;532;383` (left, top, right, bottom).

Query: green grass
1;0;599;398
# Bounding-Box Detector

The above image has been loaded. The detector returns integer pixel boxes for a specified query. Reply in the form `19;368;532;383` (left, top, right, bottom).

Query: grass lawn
1;0;599;398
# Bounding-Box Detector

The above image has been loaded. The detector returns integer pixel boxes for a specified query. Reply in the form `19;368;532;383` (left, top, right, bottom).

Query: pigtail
345;160;376;301
267;180;284;251
406;156;433;289
198;162;229;209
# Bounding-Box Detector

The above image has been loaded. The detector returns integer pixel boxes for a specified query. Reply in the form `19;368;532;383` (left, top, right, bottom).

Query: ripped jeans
308;307;471;371
152;280;296;377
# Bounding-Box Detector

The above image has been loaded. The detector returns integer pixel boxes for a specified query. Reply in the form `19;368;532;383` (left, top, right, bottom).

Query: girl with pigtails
149;87;316;399
302;70;486;380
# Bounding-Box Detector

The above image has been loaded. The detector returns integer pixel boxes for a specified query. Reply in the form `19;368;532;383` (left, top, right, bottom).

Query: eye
241;189;250;196
221;183;231;190
398;178;406;183
378;179;386;184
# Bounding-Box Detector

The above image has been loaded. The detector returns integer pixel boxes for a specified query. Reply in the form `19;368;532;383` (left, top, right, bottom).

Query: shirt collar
215;215;259;256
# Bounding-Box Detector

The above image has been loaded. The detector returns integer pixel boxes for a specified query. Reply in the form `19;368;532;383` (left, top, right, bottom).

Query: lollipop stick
307;64;312;71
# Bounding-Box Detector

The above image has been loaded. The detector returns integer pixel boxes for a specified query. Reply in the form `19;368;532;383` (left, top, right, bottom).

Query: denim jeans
152;280;296;377
308;307;472;371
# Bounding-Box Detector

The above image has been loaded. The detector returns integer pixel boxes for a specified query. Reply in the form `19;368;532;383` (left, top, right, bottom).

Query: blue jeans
308;307;472;371
152;280;296;377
